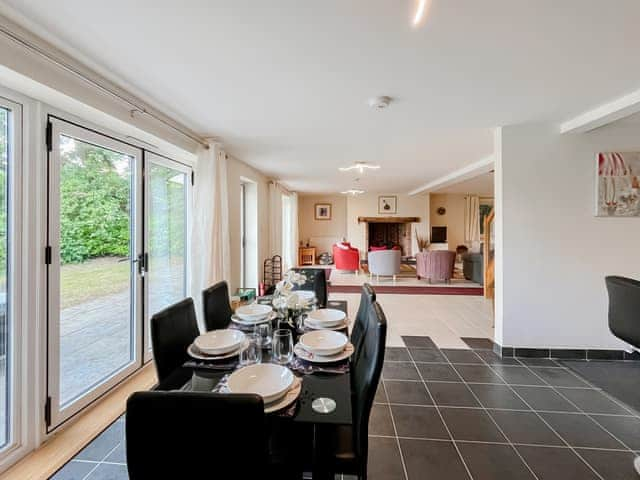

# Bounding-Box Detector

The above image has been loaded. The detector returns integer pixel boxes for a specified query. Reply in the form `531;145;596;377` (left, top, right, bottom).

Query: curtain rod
0;23;210;150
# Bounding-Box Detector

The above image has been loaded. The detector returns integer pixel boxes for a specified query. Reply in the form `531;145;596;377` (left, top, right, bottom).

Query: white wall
497;122;640;350
298;194;347;255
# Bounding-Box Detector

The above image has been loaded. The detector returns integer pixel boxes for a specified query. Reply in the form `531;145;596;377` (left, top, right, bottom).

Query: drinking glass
239;333;262;366
272;329;294;365
254;322;272;348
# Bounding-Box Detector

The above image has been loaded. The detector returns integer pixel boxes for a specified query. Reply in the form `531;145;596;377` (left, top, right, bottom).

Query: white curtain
283;192;299;271
191;143;231;322
464;194;481;248
268;182;283;257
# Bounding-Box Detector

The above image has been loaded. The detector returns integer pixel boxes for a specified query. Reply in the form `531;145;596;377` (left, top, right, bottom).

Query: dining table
171;297;353;478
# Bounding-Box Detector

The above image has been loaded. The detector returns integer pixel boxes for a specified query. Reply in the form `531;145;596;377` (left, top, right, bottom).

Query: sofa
416;250;456;283
462;252;484;285
332;242;360;272
368;249;401;281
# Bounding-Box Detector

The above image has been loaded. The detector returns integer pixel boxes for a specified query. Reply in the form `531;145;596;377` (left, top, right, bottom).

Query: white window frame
143;151;192;362
46;117;144;430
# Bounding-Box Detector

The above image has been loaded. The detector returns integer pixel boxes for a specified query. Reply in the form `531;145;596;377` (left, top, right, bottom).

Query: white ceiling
432;171;494;196
3;0;640;193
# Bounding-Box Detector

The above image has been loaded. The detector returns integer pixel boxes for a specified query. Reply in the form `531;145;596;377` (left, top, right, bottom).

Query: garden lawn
61;256;130;310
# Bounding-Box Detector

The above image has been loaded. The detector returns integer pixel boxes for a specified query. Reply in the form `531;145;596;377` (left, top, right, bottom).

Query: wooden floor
0;364;156;480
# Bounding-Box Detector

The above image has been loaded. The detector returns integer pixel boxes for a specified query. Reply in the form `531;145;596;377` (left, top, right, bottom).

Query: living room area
296;170;494;295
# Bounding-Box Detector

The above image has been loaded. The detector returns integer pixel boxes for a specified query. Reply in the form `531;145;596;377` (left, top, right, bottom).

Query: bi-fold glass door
47;118;143;429
143;152;190;360
46;118;191;430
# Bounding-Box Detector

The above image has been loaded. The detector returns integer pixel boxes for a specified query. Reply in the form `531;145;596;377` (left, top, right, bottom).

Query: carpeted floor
560;360;640;413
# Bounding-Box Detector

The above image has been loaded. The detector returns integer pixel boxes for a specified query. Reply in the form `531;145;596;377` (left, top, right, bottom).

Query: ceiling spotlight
341;189;365;196
368;96;392;110
412;0;430;27
338;162;381;174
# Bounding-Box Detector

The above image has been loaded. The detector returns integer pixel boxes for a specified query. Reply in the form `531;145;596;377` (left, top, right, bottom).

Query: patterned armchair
416;251;456;283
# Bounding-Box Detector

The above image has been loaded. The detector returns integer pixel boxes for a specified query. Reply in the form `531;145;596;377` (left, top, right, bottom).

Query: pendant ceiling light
338;162;381;174
341;189;365;196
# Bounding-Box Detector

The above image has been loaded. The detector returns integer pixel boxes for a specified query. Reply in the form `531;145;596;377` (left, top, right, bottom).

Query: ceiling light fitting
338;162;381;174
368;96;392;110
341;189;365;196
413;0;429;27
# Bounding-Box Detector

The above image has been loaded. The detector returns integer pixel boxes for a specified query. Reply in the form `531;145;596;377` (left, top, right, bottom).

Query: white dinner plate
304;318;348;331
227;363;294;404
306;309;347;327
264;377;302;414
299;330;348;356
194;329;246;355
231;313;273;326
294;342;354;364
187;339;249;360
235;304;272;321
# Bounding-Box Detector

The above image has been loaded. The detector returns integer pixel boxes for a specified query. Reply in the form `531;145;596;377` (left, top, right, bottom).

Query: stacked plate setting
227;363;300;413
295;330;354;363
189;329;248;360
304;308;347;330
231;303;273;326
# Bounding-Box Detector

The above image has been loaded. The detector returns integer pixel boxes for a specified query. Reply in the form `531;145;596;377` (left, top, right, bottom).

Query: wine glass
239;333;262;366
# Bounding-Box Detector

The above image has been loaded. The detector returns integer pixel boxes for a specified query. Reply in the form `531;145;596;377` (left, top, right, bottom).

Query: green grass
61;256;130;309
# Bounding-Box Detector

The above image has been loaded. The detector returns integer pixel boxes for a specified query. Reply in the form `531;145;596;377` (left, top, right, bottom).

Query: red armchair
332;242;360;272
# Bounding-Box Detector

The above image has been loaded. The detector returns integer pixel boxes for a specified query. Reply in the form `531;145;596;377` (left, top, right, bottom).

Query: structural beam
408;155;494;196
560;88;640;134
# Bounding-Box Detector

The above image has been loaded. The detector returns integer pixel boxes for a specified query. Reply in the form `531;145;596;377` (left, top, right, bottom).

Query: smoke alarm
368;96;392;110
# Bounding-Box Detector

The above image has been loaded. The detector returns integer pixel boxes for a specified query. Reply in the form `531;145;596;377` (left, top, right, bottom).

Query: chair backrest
290;268;328;308
352;301;387;467
368;249;401;276
425;250;456;278
150;298;200;382
350;283;376;364
606;276;640;348
126;391;265;479
202;280;233;331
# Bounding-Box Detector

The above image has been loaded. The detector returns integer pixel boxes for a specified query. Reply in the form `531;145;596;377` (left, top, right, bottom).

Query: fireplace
358;216;420;257
368;222;412;255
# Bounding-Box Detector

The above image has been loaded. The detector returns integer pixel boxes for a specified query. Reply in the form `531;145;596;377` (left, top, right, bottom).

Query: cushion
335;242;350;250
369;245;387;252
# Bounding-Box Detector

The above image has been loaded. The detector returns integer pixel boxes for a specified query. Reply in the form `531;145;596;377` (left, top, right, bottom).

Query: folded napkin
289;356;350;375
183;360;238;371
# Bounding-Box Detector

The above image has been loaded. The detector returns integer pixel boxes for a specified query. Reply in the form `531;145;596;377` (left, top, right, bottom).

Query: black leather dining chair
350;283;376;364
202;280;233;331
321;301;387;479
606;276;640;348
290;268;328;308
126;391;267;478
150;297;199;390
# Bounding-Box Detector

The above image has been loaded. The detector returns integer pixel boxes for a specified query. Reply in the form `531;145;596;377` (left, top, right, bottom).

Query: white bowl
299;330;349;356
235;304;272;322
194;329;246;355
227;363;294;404
306;308;346;327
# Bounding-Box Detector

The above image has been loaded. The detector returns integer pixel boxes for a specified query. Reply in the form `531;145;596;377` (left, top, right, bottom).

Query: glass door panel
144;153;189;359
47;118;142;429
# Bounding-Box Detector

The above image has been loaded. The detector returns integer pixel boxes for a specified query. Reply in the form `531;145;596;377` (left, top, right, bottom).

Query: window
282;194;293;269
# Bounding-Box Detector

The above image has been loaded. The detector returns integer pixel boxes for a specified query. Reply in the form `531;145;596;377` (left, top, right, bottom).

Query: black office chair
126;391;267;478
202;280;233;331
350;283;376;364
150;298;199;389
290;268;328;308
605;276;640;475
322;301;387;479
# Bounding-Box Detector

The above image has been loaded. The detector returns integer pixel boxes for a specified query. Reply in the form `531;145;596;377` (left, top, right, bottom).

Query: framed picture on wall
596;152;640;217
314;203;332;220
378;195;397;214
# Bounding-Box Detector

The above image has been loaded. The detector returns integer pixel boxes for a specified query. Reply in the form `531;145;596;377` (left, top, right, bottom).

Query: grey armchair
367;250;401;282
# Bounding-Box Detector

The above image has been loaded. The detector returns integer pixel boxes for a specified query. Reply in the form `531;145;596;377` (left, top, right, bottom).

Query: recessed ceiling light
338;162;381;173
341;189;365;196
412;0;430;27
